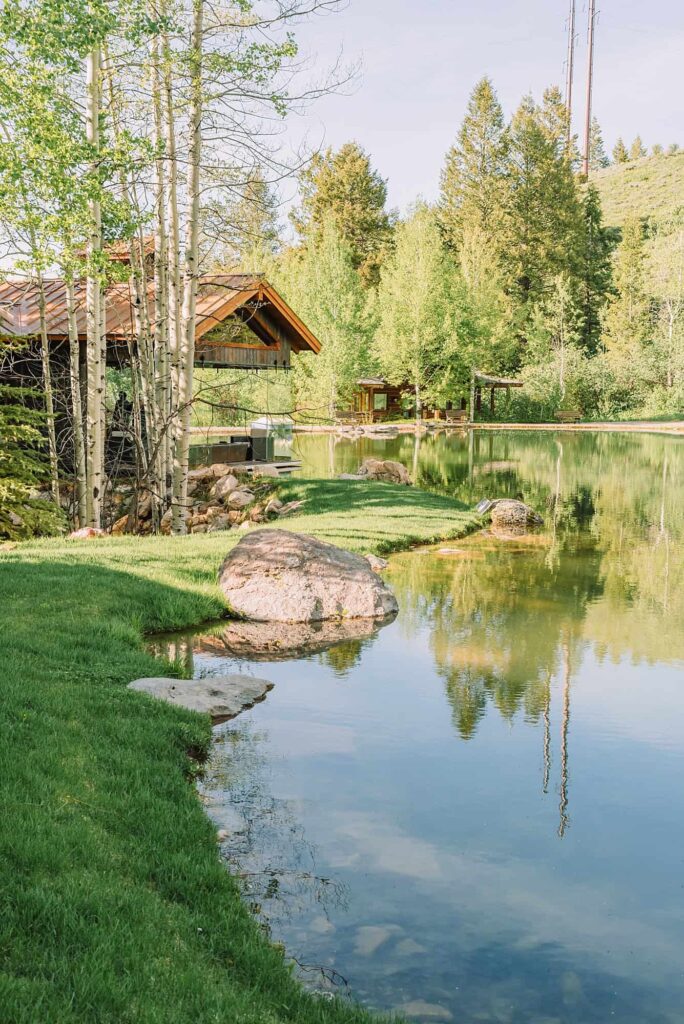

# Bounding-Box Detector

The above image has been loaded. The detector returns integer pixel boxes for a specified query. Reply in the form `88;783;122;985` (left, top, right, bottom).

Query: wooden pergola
469;371;523;421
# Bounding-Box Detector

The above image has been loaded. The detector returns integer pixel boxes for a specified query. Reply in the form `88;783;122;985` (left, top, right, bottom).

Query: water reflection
169;431;684;1024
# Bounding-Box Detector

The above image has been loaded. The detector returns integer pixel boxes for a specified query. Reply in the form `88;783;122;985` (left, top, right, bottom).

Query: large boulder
128;674;273;721
218;528;398;622
490;499;543;531
226;489;253;510
357;458;412;485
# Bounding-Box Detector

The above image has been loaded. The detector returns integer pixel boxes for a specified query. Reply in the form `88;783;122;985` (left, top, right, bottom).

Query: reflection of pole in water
467;428;474;494
542;675;551;794
412;431;421;481
558;641;571;838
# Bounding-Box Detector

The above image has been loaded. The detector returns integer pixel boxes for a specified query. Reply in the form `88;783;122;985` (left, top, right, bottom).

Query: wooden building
0;272;320;371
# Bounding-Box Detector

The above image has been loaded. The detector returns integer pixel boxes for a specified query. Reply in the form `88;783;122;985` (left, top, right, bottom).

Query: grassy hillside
592;150;684;230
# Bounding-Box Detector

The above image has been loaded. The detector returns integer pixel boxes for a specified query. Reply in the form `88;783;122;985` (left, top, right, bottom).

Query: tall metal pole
581;0;596;177
564;0;576;153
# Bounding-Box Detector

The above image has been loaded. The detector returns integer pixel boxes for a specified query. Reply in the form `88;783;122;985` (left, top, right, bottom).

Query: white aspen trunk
172;0;204;534
85;45;103;528
66;277;87;526
163;27;182;511
151;30;171;510
36;274;60;506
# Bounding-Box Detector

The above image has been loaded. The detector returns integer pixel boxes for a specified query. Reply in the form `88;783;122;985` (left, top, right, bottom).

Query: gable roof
0;274;320;355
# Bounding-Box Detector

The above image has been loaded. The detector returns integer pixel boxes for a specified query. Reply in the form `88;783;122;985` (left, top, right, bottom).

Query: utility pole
581;0;596;178
564;0;576;154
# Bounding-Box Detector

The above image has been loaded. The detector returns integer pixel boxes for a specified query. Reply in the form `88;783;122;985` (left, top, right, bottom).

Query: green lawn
0;479;478;1024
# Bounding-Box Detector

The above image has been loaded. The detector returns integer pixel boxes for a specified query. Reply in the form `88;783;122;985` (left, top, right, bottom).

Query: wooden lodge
0;272;320;372
0;265;320;473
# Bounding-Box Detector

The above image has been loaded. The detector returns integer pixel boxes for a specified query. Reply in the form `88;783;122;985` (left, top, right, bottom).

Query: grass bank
0;479;478;1024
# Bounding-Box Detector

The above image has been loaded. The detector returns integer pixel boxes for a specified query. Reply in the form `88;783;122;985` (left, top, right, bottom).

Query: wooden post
469;371;476;423
490;387;495;414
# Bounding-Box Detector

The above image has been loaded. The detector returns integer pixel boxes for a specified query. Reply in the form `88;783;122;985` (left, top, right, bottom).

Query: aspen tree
172;0;204;534
85;44;103;527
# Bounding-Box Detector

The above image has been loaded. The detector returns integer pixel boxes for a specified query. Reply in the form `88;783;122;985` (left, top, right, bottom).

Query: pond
161;430;684;1024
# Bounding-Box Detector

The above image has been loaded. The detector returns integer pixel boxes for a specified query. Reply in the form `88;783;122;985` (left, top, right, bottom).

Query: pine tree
602;217;651;358
291;142;392;287
612;137;628;163
503;95;584;329
539;85;573;160
629;135;647;161
578;185;614;353
439;77;508;252
589;117;609;171
374;205;463;419
0;367;65;540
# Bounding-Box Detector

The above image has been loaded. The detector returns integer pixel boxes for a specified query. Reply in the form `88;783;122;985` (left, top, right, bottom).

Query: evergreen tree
374;205;466;418
502;95;584;334
0;368;65;539
589;117;610;171
210;168;281;272
276;217;371;419
602;217;651;358
439;77;508;252
291;142;392;286
539;85;574;161
578;185;614;353
652;143;664;157
612;137;628;163
629;135;647;160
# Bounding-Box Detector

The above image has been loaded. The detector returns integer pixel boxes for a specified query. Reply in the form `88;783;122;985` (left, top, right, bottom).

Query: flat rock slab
128;674;273;721
218;528;398;622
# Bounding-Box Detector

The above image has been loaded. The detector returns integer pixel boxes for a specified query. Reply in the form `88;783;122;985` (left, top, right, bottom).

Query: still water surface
169;431;684;1024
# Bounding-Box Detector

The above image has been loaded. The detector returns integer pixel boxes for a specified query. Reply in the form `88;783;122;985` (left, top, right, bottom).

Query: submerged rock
490;498;543;531
396;1001;453;1022
218;528;398;622
127;674;273;721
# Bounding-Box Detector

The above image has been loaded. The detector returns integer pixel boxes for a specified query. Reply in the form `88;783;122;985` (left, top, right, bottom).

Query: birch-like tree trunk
172;0;204;534
66;276;87;526
164;29;182;513
151;30;171;507
85;45;103;528
36;274;60;506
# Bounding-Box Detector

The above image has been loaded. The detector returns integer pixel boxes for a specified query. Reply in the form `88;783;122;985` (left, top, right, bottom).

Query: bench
554;410;582;423
445;409;469;424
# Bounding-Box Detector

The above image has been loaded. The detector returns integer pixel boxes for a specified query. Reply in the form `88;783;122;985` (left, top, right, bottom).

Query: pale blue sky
288;0;684;213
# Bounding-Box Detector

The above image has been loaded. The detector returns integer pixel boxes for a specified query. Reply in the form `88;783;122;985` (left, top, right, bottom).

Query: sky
285;0;684;214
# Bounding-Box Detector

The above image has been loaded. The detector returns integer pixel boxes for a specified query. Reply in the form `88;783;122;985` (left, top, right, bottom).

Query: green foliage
439;76;508;252
0;376;65;539
275;217;372;419
502;94;583;328
612;137;628;164
589;117;609;171
374;205;468;411
207;167;281;272
578;185;615;352
602;217;651;358
291;142;392;287
629;135;647;161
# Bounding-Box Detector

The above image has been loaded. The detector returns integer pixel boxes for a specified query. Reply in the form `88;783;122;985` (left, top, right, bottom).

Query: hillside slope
592;151;684;229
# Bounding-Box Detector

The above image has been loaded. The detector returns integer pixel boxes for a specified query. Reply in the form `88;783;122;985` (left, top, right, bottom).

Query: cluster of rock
339;457;412;486
107;466;303;536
